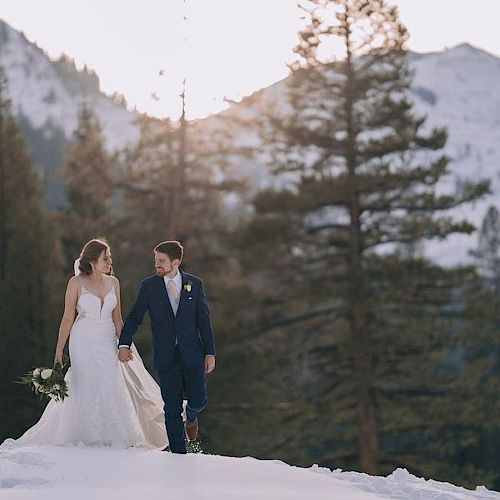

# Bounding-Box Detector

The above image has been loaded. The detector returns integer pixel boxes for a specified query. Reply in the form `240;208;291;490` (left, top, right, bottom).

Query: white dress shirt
165;271;182;345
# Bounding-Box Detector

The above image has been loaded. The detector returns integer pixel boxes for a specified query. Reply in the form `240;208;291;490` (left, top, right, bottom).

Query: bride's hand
118;347;133;363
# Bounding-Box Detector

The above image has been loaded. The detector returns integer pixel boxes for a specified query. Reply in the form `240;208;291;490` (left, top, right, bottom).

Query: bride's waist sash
76;313;114;323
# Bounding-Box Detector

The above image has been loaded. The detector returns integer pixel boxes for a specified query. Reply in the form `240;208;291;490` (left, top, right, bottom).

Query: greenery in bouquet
16;355;70;402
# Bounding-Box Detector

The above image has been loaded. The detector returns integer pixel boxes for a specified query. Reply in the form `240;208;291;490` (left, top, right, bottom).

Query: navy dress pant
157;346;207;454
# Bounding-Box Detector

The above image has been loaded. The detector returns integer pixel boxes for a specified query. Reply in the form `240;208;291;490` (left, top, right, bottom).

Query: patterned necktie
167;279;180;315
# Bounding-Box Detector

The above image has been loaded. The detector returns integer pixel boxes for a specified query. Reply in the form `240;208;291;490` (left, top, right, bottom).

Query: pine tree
110;113;243;364
114;114;241;264
240;0;489;477
108;111;255;456
471;205;500;292
60;101;114;265
0;67;63;440
458;206;500;488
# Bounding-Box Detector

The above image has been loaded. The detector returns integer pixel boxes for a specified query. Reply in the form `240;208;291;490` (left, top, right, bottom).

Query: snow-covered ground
0;444;498;500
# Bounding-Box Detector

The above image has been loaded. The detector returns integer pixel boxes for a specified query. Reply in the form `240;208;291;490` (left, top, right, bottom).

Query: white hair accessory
74;258;81;276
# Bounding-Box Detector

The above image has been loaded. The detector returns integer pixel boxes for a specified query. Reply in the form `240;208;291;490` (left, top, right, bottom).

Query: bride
2;239;169;450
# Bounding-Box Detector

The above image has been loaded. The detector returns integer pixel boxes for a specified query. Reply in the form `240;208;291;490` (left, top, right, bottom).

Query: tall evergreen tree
60;101;114;264
471;205;500;292
113;113;241;274
110;112;243;358
107;112;252;456
459;205;500;488
239;0;489;478
0;67;63;440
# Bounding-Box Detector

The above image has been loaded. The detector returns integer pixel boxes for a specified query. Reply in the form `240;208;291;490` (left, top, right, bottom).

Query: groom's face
154;251;179;277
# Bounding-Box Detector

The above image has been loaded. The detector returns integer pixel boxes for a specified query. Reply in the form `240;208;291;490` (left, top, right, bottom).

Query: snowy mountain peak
444;42;499;60
0;18;138;151
1;18;500;265
225;42;500;265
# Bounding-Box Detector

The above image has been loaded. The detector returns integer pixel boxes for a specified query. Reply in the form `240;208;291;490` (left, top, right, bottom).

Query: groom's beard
156;267;170;277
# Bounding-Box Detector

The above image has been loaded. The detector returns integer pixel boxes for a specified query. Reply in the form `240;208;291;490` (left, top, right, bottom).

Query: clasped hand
118;347;134;363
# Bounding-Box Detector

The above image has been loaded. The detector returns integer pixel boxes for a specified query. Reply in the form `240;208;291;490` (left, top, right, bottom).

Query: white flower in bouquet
17;361;69;402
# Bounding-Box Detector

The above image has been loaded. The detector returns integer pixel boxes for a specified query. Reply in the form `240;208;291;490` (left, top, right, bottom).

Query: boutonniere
184;280;193;293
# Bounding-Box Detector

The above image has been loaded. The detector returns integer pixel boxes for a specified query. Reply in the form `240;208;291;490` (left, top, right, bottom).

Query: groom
118;240;216;454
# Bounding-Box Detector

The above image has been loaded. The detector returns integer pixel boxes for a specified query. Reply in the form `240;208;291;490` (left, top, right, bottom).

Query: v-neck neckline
81;286;115;315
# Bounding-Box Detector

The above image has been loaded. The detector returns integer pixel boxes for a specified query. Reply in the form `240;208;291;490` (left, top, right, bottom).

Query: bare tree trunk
0;82;7;281
343;6;379;475
168;80;187;238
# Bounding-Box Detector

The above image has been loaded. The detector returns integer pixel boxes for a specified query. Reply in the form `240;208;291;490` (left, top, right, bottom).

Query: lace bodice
77;286;117;321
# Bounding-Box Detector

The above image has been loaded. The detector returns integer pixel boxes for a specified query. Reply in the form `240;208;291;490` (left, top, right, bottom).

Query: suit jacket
119;271;216;371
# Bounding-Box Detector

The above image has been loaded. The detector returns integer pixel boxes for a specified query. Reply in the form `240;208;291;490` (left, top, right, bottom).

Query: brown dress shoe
185;417;199;441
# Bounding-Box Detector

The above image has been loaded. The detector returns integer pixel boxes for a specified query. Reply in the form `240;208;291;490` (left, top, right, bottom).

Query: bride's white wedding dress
2;285;169;450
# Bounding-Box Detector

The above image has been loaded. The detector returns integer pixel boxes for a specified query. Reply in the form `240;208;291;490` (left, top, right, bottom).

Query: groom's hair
154;240;184;261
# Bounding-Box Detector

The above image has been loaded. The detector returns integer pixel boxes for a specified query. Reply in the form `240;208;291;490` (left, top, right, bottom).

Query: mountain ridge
1;18;499;264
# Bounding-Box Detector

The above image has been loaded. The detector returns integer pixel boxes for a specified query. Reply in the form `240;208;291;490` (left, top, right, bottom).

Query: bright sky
1;0;500;119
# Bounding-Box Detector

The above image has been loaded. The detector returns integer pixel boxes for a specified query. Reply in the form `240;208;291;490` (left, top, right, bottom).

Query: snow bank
0;443;498;500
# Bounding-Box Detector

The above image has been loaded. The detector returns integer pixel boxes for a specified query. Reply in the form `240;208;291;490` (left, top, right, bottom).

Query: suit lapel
156;275;175;318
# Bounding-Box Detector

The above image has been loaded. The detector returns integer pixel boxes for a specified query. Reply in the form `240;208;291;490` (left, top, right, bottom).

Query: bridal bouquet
17;360;69;402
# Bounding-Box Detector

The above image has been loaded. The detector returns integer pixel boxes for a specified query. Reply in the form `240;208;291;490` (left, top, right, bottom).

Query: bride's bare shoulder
108;275;120;286
65;276;82;297
67;276;81;288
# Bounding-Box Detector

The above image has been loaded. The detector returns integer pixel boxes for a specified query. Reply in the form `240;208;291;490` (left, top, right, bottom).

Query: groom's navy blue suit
119;271;215;453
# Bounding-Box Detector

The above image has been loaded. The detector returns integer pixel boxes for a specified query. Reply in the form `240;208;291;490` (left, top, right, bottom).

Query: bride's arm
54;277;79;366
112;276;124;338
112;277;133;362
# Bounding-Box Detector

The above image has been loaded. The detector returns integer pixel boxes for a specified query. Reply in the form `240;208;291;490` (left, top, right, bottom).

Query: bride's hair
78;239;112;276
